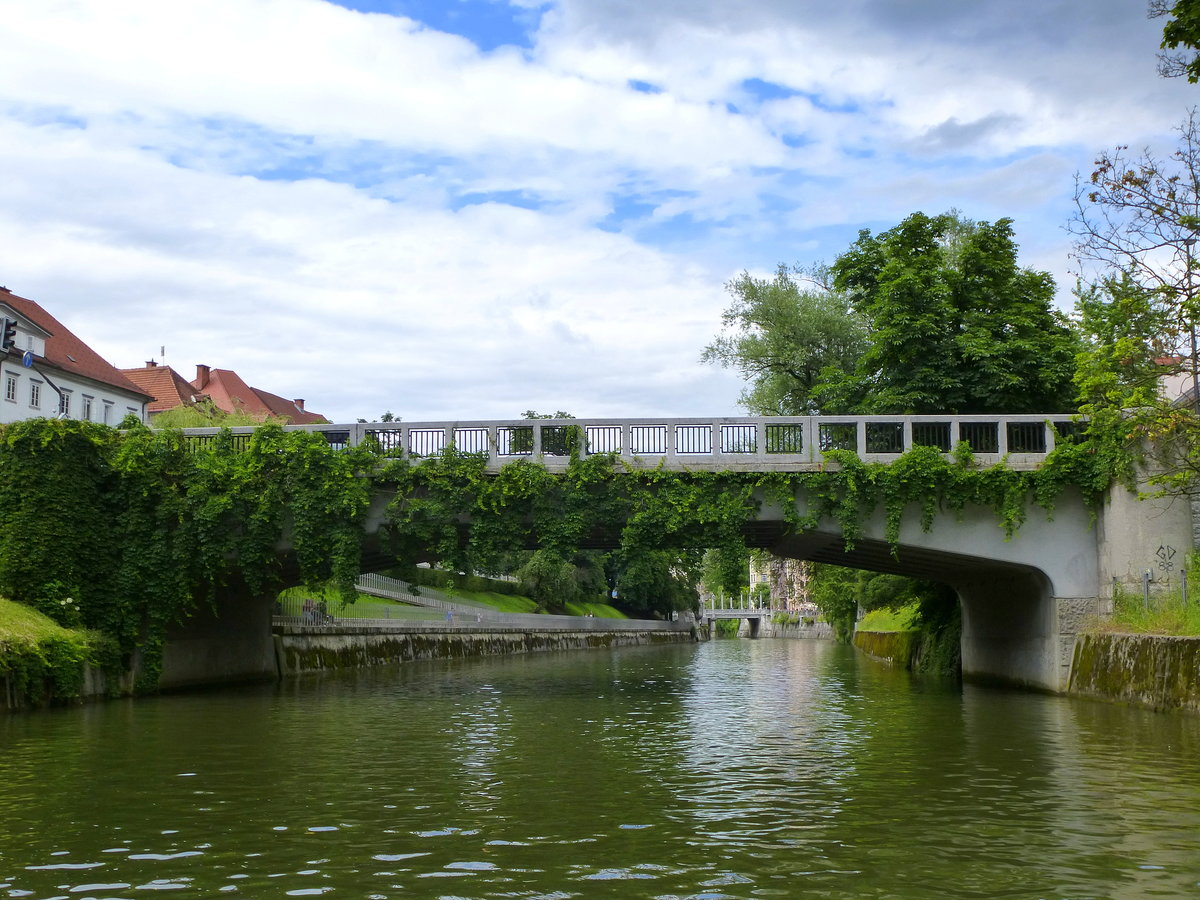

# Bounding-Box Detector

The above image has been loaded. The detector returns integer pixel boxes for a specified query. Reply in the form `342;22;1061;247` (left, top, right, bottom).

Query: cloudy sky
0;0;1194;423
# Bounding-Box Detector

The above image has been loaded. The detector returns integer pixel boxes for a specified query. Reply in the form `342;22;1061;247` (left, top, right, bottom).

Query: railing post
711;421;721;458
856;420;868;457
533;423;543;456
902;418;913;453
805;417;818;464
997;417;1009;456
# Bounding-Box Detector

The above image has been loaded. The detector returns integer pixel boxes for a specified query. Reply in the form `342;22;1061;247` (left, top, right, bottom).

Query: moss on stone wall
853;625;961;677
1069;633;1200;713
276;627;695;675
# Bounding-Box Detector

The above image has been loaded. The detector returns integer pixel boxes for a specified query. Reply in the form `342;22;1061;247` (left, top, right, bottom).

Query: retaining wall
1068;633;1200;713
274;623;698;675
853;630;918;667
756;620;834;640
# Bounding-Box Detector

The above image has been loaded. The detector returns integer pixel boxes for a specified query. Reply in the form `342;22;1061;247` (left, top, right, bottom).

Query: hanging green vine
0;420;374;693
0;417;1117;696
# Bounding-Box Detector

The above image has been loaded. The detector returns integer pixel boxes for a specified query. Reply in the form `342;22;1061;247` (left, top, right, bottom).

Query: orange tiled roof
123;362;328;424
121;364;201;413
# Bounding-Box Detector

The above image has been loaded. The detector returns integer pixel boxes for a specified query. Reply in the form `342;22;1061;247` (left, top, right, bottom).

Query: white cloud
0;0;1194;422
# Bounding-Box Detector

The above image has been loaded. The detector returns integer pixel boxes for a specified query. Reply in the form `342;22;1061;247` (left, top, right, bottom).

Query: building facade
0;288;151;426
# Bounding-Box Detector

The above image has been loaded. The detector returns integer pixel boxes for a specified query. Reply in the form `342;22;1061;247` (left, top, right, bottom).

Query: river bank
2;617;698;711
855;628;1200;712
274;621;698;676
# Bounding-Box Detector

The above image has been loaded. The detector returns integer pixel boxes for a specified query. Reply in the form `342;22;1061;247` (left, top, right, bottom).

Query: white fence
177;414;1082;472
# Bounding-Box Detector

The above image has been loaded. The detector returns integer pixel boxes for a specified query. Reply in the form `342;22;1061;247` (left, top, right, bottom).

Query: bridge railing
174;414;1083;471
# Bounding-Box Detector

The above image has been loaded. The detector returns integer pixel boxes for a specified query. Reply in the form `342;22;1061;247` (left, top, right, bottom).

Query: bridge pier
954;571;1094;691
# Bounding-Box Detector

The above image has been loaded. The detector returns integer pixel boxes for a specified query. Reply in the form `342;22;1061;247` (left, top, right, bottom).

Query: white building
0;287;151;426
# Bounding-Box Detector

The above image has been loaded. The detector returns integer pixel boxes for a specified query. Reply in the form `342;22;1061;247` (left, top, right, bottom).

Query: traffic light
1;318;16;352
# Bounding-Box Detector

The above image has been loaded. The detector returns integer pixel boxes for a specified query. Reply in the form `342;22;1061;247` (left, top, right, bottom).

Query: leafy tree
151;400;277;428
698;545;752;599
607;548;699;618
702;265;868;414
1068;109;1200;492
1074;275;1174;414
515;549;581;611
830;212;1079;414
1152;0;1200;81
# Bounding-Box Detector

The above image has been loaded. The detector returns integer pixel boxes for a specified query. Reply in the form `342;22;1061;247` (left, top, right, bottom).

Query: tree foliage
702;265;868;414
0;419;373;689
706;212;1078;416
1069;108;1200;494
830;212;1078;413
1153;0;1200;81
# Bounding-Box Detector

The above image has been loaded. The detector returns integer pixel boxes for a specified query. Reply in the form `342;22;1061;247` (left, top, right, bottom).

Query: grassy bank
854;601;960;676
857;604;919;632
0;598;118;706
1094;587;1200;636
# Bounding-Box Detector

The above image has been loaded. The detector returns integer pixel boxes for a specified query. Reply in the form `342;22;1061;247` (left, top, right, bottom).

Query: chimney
195;364;210;388
293;399;305;410
145;360;158;368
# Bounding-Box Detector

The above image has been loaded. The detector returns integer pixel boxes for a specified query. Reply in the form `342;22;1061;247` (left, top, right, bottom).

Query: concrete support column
957;569;1058;691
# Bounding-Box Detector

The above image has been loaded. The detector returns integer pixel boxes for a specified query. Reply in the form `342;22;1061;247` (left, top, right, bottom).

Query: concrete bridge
174;414;1193;694
699;593;776;638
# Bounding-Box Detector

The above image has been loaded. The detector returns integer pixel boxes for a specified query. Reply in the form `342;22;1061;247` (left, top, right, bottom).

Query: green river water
2;638;1199;899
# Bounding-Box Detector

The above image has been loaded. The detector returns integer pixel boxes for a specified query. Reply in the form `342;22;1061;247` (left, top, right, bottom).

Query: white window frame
81;395;93;421
4;373;16;403
102;401;113;425
29;381;41;409
58;389;71;417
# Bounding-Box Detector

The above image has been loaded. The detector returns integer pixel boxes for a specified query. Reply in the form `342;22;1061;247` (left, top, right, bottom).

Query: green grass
563;601;628;619
282;583;626;620
435;586;541;613
0;597;117;704
1097;588;1200;636
856;603;919;633
0;597;87;643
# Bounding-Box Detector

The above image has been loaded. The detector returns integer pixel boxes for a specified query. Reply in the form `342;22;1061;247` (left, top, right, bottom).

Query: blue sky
0;0;1194;422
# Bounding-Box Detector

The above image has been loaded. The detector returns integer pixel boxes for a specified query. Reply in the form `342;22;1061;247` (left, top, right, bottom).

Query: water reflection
0;641;1198;898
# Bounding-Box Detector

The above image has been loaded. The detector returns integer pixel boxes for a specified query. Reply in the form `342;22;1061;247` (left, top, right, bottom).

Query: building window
102;401;112;425
29;381;40;409
58;390;71;417
81;395;93;421
5;374;16;402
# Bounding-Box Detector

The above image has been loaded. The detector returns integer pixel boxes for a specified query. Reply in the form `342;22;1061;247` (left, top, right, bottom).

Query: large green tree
830;212;1079;414
702;265;868;415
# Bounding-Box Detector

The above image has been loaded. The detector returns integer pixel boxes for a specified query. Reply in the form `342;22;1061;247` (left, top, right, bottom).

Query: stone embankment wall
275;624;698;675
755;620;834;640
852;630;918;667
1069;633;1200;713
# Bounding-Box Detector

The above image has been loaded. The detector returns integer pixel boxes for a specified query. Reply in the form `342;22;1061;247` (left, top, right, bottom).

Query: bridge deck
176;414;1079;471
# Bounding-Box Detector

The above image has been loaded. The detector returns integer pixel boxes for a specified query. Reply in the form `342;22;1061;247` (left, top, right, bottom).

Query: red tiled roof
0;287;153;400
250;386;328;425
192;367;327;424
121;364;201;413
